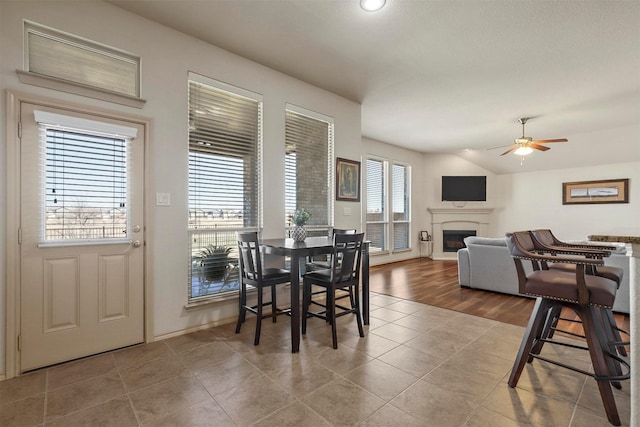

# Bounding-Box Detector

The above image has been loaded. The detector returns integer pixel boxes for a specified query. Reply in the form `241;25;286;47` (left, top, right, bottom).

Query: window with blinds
366;158;387;252
188;73;262;300
392;163;411;250
36;116;134;245
284;106;334;235
25;22;140;98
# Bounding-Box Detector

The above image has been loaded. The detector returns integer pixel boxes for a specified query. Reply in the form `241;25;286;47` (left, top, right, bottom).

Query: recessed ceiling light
360;0;386;12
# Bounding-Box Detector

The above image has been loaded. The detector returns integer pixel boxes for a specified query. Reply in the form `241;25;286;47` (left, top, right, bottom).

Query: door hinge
18;228;22;245
17;335;22;352
18;122;22;139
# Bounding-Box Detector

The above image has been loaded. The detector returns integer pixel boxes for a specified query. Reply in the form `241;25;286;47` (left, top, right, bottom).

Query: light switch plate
156;192;171;206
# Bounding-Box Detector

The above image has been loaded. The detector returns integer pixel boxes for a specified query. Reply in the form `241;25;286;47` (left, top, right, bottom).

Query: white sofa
457;236;630;314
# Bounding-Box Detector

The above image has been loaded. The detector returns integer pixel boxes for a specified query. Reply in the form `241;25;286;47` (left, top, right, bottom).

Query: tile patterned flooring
0;292;631;426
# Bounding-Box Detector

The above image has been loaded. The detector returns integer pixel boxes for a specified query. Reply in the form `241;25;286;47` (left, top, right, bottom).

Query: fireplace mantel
428;208;494;260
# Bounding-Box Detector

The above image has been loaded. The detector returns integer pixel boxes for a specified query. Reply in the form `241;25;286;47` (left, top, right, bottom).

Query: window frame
187;72;263;303
365;156;412;255
284;103;335;236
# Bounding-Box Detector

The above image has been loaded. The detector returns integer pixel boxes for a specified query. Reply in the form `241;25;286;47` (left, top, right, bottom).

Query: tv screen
442;176;487;201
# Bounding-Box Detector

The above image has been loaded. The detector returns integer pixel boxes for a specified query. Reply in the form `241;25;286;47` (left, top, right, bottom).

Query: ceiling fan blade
485;143;512;151
533;138;568;143
530;143;551;151
500;145;518;156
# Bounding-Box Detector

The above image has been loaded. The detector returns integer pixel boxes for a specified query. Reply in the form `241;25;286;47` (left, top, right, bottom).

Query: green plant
196;245;232;283
290;208;311;226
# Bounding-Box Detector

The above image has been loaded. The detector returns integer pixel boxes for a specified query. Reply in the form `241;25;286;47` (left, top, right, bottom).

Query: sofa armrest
457;248;470;287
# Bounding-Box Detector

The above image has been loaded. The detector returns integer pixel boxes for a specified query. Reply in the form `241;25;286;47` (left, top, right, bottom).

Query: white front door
19;102;145;371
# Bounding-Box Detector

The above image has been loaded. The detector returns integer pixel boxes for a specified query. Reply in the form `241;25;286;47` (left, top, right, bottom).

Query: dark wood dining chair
302;232;365;349
505;231;629;426
235;232;291;345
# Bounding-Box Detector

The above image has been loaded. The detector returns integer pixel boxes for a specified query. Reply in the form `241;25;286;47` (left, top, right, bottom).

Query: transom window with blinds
34;110;137;245
365;157;411;253
285;105;334;236
188;72;262;301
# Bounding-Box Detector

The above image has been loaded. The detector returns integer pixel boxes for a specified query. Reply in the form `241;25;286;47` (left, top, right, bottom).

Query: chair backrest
332;228;356;236
330;232;364;284
505;231;540;294
531;229;555;247
237;232;262;282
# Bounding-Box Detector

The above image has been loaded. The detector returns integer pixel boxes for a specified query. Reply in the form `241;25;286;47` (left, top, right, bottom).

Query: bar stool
505;231;630;426
529;230;629;359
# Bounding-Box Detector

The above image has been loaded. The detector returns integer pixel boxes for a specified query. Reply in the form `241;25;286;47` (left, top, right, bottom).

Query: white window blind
37;121;131;244
188;77;262;230
366;158;387;252
187;73;262;301
26;22;140;98
284;107;333;234
392;163;410;250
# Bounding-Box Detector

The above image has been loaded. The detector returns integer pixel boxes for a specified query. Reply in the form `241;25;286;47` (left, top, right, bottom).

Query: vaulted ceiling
109;0;640;174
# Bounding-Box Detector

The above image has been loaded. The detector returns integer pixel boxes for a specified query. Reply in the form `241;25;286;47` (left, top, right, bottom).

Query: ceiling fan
500;117;568;156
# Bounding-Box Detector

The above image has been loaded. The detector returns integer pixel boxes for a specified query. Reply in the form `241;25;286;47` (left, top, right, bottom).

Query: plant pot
291;225;307;242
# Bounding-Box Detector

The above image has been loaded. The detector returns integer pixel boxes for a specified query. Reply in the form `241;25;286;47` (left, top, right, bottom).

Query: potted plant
195;245;232;284
290;208;311;242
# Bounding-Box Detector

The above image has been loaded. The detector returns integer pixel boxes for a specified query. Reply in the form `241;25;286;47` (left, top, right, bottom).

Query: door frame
5;90;154;378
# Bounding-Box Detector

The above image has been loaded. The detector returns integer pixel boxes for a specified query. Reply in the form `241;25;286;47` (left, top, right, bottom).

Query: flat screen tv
442;176;487;201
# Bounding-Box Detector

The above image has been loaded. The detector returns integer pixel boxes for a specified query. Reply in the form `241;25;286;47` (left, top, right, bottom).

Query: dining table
261;236;370;353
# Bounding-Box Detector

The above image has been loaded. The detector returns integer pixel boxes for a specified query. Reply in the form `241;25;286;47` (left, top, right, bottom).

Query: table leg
362;242;370;325
290;253;300;353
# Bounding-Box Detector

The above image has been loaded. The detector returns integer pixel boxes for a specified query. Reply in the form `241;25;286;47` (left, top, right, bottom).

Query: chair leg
603;308;627;357
271;283;278;323
595;308;623;390
254;286;263;345
329;287;338;349
302;278;310;335
353;283;364;338
528;304;562;362
235;282;247;333
509;297;554;387
579;305;621;426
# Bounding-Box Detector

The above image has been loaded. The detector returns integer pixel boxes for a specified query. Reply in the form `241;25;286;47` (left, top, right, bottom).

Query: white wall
494;162;640;240
0;0;361;376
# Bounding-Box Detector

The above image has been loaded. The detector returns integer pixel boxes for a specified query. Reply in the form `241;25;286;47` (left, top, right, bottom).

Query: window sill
184;292;238;311
16;70;147;109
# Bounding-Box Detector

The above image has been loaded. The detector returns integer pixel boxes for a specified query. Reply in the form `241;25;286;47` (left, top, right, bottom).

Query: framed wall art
336;157;360;202
562;178;629;205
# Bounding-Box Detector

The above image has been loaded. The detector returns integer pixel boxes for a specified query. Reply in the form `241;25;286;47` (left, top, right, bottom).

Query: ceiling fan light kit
360;0;386;12
497;117;569;164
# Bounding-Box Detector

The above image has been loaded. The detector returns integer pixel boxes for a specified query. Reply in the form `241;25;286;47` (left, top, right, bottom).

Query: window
22;22;143;107
34;110;137;245
365;158;387;252
365;158;411;253
392;163;411;250
284;105;334;236
188;73;262;301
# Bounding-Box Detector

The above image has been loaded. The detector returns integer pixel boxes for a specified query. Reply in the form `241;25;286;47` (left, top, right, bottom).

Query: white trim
188;71;263;102
285;103;334;124
34;110;138;138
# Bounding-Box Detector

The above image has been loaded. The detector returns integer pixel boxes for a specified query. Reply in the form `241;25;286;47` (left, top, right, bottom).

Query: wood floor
369;257;631;336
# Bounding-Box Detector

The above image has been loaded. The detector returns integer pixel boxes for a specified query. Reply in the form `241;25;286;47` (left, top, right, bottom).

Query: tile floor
0;292;631;426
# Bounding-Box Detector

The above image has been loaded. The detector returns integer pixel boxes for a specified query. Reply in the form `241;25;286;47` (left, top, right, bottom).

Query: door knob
132;240;142;248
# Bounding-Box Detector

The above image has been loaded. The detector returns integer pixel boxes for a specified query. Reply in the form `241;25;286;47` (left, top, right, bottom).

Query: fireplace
443;230;476;252
428;208;493;260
